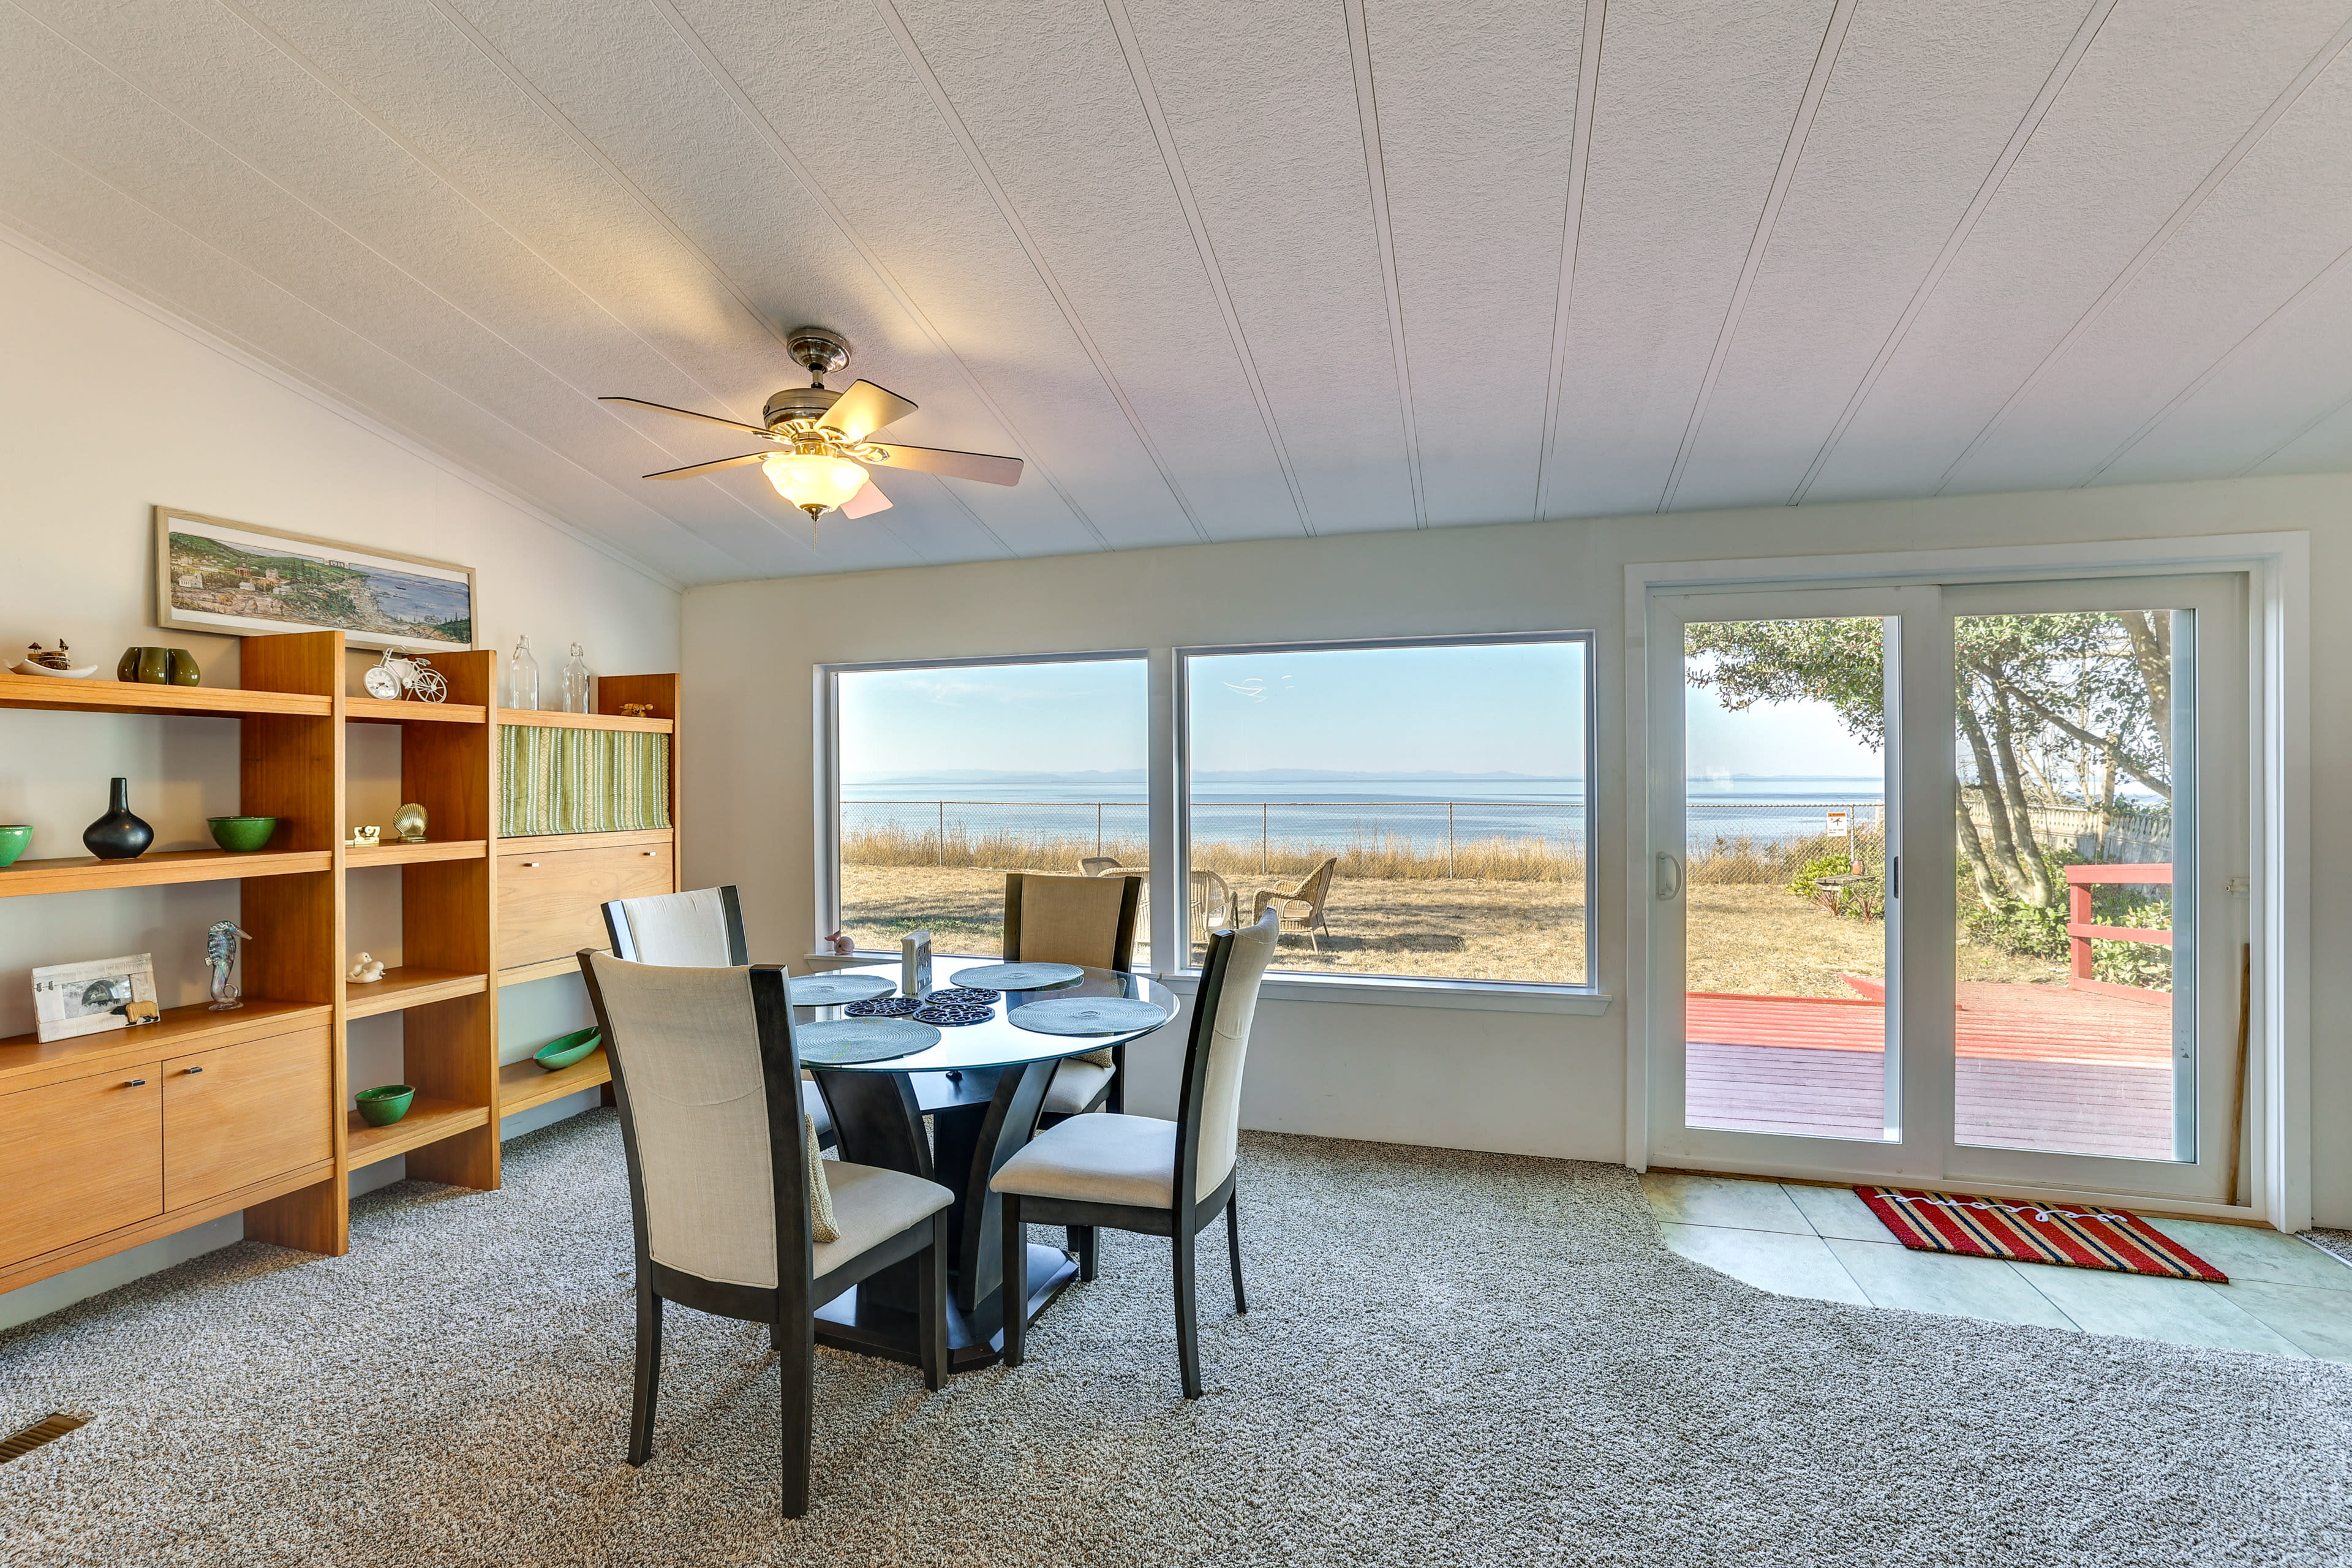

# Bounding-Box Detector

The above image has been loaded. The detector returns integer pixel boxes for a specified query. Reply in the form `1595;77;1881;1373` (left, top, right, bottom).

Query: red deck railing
2064;862;2171;992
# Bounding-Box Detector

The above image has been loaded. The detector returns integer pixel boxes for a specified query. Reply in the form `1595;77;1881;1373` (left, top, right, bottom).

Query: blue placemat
797;1017;940;1064
788;973;895;1007
950;962;1083;991
1008;997;1168;1036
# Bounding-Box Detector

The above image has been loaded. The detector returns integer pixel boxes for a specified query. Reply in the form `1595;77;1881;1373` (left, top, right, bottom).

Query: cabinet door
0;1065;162;1267
164;1028;333;1209
497;839;674;970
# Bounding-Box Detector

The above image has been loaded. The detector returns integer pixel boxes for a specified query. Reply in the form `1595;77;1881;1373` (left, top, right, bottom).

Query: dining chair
992;905;1278;1399
578;952;952;1518
603;886;835;1150
1001;871;1142;1122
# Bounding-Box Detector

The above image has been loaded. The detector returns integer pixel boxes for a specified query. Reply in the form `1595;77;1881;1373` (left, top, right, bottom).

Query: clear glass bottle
562;643;592;714
507;635;539;712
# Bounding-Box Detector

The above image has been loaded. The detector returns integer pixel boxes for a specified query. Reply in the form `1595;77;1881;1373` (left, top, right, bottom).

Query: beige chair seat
1041;1059;1115;1118
993;1112;1177;1209
815;1161;951;1278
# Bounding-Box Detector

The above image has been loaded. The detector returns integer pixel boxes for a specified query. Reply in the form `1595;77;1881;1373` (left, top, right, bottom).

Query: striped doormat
1855;1186;2227;1281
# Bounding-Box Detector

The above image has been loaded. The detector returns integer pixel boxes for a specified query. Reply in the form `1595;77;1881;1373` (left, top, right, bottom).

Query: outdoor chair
1080;856;1125;877
578;953;952;1518
603;886;835;1149
1251;856;1338;952
995;905;1279;1398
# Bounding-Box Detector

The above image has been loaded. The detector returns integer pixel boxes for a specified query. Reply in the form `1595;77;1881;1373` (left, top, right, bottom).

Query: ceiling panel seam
1532;0;1607;524
0;210;698;589
206;0;854;568
2237;375;2352;476
214;0;747;421
418;0;799;365
1102;0;1313;537
1784;0;2117;507
1656;0;1854;514
0;10;790;574
1931;8;2352;496
869;0;1211;544
2081;236;2352;486
1341;0;1425;528
643;0;1088;555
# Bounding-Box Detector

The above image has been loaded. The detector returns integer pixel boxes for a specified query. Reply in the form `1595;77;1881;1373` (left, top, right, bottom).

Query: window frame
1170;630;1604;1006
814;647;1150;961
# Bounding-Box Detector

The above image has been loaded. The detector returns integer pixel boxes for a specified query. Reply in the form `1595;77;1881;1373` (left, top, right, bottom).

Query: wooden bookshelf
0;640;680;1298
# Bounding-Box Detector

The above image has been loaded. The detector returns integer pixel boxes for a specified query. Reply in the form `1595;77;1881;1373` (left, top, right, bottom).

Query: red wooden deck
1684;981;2176;1159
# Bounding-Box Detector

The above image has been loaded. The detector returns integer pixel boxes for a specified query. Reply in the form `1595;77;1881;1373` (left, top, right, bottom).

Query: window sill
1151;970;1612;1016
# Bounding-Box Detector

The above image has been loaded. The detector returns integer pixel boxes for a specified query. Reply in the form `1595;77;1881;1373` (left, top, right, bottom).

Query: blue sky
838;643;1878;781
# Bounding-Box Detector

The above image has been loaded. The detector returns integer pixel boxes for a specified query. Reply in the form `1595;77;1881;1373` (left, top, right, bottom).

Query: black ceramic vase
84;778;154;860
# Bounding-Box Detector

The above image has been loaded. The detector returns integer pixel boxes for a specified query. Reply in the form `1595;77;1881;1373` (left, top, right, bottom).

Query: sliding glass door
1649;575;2246;1204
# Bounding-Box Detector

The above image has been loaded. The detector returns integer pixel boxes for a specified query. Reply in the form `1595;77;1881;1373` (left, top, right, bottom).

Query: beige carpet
2;1110;2349;1566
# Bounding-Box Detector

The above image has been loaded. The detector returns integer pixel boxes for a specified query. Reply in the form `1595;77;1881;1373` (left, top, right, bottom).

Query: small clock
363;663;401;699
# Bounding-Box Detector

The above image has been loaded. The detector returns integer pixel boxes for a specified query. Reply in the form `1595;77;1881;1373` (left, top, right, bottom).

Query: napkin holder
900;930;932;999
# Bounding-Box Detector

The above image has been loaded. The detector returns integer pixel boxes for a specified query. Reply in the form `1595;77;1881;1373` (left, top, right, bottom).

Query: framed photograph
154;507;477;652
32;954;161;1044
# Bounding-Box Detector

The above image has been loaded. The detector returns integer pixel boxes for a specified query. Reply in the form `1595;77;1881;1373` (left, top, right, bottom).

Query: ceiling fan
600;327;1022;521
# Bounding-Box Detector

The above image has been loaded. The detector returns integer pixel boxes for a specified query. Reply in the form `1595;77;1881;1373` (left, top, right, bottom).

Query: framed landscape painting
153;507;477;651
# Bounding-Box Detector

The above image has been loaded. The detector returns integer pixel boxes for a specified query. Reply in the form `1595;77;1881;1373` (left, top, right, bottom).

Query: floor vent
0;1412;90;1463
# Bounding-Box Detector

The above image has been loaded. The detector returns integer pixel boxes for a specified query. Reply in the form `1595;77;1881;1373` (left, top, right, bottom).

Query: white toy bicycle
363;647;448;703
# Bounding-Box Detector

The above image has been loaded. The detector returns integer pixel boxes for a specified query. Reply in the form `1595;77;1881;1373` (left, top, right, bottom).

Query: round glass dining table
795;960;1181;1373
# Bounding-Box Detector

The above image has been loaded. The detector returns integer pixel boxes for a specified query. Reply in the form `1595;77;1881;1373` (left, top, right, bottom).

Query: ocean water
839;775;1888;854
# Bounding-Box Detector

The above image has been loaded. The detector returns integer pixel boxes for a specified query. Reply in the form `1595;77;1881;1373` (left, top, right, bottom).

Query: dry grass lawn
842;866;2056;995
842;864;1589;984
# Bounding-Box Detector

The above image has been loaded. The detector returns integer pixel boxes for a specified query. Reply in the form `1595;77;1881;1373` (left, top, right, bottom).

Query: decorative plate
845;995;922;1018
949;962;1084;991
921;986;1000;1006
1008;997;1169;1036
10;662;99;679
797;1017;940;1065
911;1001;991;1027
788;973;896;1007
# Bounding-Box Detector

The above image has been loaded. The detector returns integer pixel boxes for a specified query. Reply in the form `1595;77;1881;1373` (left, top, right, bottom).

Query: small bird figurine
347;952;386;984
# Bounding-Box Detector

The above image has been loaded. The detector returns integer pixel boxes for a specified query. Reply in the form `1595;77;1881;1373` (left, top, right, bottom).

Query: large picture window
830;655;1149;962
1179;636;1593;986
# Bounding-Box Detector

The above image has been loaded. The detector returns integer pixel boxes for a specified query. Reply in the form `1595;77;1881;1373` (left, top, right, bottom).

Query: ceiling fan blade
839;478;894;518
821;379;919;441
601;396;771;439
865;442;1023;486
643;452;771;480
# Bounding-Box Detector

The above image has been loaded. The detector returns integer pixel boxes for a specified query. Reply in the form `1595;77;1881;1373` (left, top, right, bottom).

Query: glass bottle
508;635;539;711
562;643;592;714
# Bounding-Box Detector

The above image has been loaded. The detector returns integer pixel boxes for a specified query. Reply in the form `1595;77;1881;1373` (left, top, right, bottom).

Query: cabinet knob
184;1066;205;1074
124;1078;146;1087
643;851;658;857
521;861;540;867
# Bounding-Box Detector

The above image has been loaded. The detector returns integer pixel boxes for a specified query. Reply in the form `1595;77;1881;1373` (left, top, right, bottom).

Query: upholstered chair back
1003;872;1138;972
586;954;799;1289
605;886;746;967
1191;907;1278;1201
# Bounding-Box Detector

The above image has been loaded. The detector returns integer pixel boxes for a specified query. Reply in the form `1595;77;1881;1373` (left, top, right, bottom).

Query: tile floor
1645;1172;2352;1362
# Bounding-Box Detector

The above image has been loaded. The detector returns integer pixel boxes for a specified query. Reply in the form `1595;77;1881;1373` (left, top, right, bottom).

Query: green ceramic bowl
0;825;30;869
207;815;279;853
355;1085;415;1126
533;1027;601;1072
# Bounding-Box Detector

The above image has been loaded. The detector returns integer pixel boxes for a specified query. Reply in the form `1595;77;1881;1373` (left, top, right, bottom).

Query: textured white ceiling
4;0;2351;584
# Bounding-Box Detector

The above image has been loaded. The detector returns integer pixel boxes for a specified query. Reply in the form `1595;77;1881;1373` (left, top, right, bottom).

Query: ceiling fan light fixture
763;451;868;519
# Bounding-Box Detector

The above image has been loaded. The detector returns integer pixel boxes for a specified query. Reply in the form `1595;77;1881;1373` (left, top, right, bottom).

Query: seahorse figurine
206;921;252;1012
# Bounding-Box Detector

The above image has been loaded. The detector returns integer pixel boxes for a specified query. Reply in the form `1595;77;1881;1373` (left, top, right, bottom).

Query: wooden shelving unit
0;639;679;1297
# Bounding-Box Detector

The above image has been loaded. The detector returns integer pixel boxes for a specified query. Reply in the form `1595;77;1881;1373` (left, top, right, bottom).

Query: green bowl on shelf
532;1028;601;1072
355;1085;415;1126
0;825;30;869
206;815;280;852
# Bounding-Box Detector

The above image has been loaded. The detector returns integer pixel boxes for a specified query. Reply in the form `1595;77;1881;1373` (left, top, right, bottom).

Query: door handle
184;1066;204;1074
1656;851;1683;900
124;1078;147;1087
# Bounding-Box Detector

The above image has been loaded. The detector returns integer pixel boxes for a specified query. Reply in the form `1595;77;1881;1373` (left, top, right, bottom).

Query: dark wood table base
810;1058;1074;1371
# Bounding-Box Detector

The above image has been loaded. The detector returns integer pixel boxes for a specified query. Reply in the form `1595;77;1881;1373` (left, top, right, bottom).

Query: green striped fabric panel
500;725;673;836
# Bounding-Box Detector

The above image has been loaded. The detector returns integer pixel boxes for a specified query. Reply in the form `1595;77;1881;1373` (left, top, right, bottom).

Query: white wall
0;235;680;1328
680;470;2352;1227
